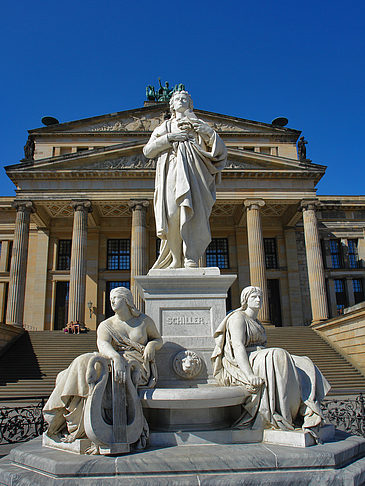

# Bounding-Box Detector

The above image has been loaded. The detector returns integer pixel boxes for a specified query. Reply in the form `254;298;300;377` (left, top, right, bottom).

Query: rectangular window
348;239;359;269
264;238;278;269
107;239;130;270
105;281;130;318
57;240;72;270
6;241;12;272
330;240;342;269
260;147;271;155
76;147;89;152
334;278;347;314
206;238;229;269
243;146;255;152
353;279;364;304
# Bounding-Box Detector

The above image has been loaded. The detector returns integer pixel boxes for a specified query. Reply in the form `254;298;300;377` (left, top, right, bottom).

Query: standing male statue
143;90;227;269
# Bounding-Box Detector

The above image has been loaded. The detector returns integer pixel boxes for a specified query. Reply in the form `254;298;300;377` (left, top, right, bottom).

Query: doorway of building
54;281;69;330
267;279;282;326
105;281;130;319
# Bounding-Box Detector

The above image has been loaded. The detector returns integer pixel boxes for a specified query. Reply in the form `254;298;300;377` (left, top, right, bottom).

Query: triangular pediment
6;142;325;176
29;105;300;137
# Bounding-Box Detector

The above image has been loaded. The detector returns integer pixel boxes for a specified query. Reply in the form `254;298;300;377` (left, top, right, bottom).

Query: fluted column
68;200;92;324
129;200;149;311
244;200;271;324
301;200;328;324
6;201;34;327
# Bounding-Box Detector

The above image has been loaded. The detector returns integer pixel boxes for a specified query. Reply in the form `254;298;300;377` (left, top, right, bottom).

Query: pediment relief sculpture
89;155;156;170
89;114;165;132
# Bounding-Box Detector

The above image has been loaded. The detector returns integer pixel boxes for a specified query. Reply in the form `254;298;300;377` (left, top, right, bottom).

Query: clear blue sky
1;0;364;195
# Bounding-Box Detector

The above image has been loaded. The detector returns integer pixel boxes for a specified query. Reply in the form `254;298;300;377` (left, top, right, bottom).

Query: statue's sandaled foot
184;258;198;268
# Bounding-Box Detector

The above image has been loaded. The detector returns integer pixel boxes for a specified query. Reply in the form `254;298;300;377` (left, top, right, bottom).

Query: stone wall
0;323;24;357
312;302;365;374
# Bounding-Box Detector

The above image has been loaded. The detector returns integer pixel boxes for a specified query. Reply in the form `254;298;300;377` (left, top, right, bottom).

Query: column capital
71;200;92;213
244;199;265;210
128;199;150;212
12;200;34;214
301;200;320;212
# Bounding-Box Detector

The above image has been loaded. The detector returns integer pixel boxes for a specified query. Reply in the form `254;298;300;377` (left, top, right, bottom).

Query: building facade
0;102;364;330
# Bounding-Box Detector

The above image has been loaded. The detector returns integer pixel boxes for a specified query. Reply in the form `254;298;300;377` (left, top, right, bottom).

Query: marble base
134;268;236;384
263;424;336;447
140;385;249;432
1;432;365;485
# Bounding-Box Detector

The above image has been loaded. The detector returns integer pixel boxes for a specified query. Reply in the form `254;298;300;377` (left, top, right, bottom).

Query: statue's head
109;286;141;317
240;286;263;311
169;90;193;117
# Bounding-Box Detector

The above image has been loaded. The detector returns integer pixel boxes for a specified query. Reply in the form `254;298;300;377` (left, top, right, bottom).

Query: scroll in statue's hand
167;133;190;143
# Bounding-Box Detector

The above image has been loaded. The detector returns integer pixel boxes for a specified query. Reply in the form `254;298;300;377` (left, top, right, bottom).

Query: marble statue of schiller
143;90;227;269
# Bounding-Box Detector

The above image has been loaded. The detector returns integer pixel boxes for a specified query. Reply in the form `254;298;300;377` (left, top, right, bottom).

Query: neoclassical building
0;101;364;331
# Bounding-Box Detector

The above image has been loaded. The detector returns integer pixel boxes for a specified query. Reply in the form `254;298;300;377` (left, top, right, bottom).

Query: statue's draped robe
143;119;227;268
43;320;157;444
211;309;330;430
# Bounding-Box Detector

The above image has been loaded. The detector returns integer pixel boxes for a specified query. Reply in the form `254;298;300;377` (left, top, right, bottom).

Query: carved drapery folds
244;200;271;324
301;200;328;323
6;201;34;327
128;200;149;311
68;200;92;324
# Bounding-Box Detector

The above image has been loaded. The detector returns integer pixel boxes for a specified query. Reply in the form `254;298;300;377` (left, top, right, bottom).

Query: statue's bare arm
229;314;263;388
143;316;163;361
97;321;126;382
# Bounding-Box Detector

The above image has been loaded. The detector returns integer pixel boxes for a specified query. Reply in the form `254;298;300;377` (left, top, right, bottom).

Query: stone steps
0;327;364;398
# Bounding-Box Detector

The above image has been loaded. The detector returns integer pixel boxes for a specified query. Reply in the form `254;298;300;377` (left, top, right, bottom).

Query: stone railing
311;302;365;375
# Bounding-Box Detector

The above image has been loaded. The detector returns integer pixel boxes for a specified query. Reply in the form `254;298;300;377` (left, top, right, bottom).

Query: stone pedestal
135;267;236;384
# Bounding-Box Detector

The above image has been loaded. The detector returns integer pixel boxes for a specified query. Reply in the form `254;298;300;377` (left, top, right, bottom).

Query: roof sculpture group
146;78;186;103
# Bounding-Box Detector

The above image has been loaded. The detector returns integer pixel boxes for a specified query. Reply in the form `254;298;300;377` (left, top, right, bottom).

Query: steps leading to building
0;327;364;398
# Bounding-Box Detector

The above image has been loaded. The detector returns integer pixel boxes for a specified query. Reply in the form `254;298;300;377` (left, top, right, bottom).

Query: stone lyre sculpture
211;286;330;439
43;287;162;455
143;90;227;269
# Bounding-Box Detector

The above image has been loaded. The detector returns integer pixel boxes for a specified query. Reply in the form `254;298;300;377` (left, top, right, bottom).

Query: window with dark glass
353;279;364;304
264;238;278;269
105;281;130;318
6;241;12;272
107;239;130;270
330;240;342;268
334;278;347;314
348;239;359;269
206;238;229;269
57;240;71;270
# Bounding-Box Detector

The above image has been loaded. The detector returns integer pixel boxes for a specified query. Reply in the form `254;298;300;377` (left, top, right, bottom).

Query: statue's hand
246;374;264;393
113;356;126;383
192;120;214;138
167;133;190;143
143;342;155;361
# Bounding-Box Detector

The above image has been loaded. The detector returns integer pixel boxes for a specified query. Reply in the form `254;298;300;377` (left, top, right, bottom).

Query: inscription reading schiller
166;316;207;325
161;309;211;337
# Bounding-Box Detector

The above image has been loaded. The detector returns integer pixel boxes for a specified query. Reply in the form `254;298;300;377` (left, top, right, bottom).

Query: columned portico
301;200;328;324
244;199;271;324
6;201;34;327
68;200;92;324
129;199;149;311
